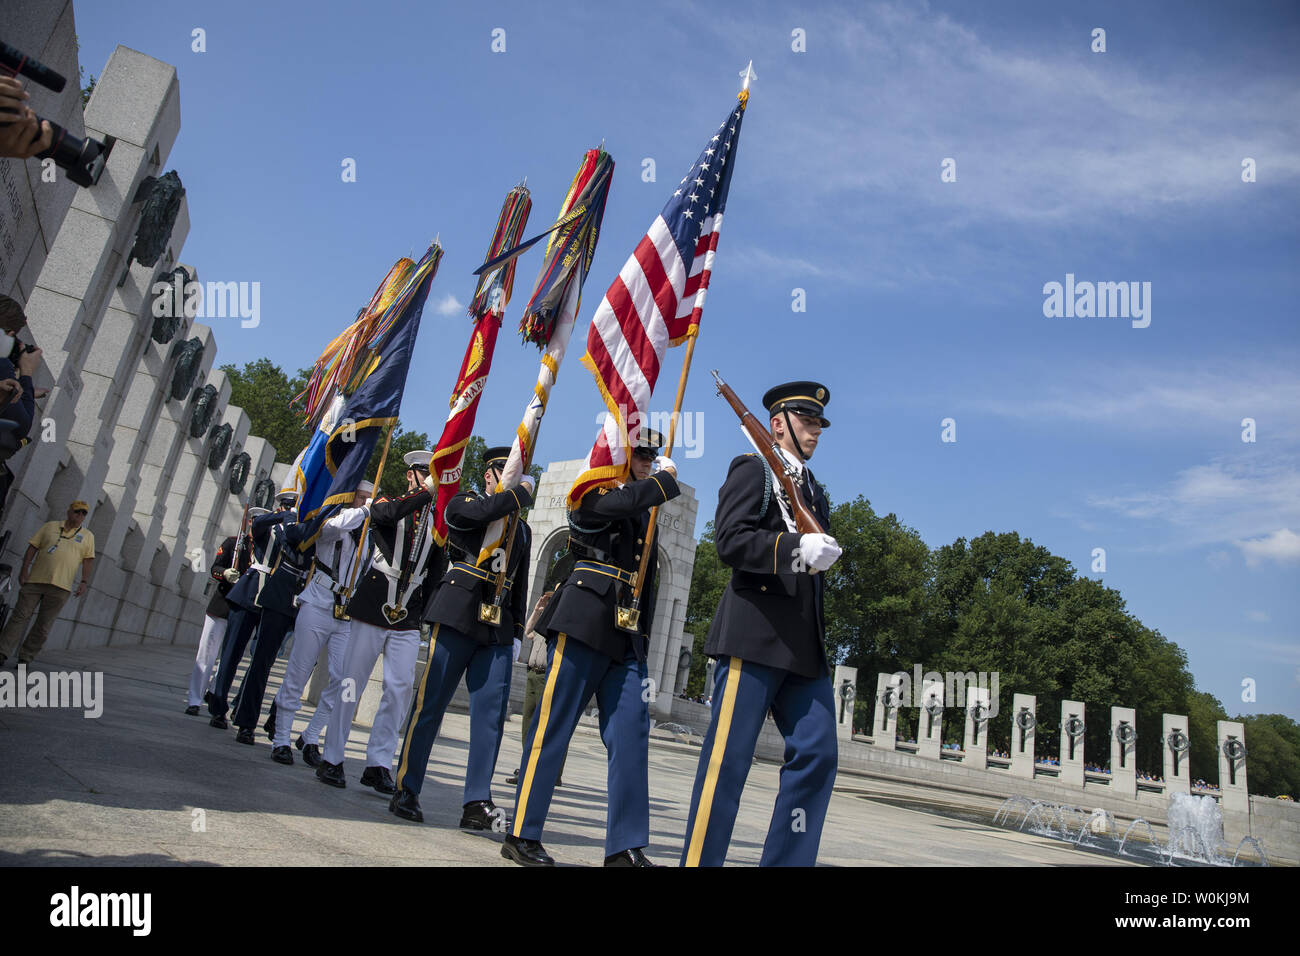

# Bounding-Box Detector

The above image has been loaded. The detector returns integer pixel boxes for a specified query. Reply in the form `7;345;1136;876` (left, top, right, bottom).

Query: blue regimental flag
296;243;442;543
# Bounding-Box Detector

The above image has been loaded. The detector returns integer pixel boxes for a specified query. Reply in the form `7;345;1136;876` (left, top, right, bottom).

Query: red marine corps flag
429;185;533;545
567;69;750;507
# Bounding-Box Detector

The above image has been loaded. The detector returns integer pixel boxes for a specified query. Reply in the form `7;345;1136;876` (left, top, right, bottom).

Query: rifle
710;369;824;536
232;499;252;575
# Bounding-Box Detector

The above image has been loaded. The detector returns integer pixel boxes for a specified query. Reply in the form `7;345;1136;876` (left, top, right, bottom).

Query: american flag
568;100;747;507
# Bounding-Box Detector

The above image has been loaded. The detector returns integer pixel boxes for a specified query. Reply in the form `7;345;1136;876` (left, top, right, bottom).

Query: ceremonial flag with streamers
475;148;615;564
295;243;443;538
429;185;533;546
280;390;346;499
567;100;746;508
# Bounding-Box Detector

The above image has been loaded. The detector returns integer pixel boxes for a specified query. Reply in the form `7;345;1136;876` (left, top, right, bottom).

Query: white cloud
433;294;463;317
970;359;1300;440
741;3;1300;225
1236;528;1300;567
1246;610;1272;623
1088;457;1300;550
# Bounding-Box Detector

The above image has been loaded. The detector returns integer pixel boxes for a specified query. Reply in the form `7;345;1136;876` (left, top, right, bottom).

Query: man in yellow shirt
0;500;95;666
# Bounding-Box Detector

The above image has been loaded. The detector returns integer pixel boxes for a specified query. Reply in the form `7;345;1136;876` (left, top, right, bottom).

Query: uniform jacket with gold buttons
538;471;679;662
704;453;830;678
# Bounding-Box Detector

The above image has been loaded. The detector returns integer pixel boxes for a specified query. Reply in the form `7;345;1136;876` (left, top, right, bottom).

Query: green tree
364;426;432;498
220;360;314;463
1186;689;1228;783
1235;713;1300;799
824;495;931;683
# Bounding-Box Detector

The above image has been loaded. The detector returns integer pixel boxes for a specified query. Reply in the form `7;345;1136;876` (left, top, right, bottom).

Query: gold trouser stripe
684;656;743;867
513;632;566;837
396;623;440;788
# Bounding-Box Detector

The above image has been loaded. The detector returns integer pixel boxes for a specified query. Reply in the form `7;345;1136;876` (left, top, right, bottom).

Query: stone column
1162;713;1191;796
918;676;943;759
831;665;857;740
962;685;991;768
1216;720;1249;814
140;326;218;644
1010;693;1036;779
1060;699;1086;787
1109;706;1138;798
1;0;84;302
872;672;900;750
3;45;181;604
111;322;212;645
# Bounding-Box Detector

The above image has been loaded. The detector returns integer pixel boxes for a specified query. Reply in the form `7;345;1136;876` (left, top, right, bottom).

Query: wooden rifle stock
711;369;824;535
233;500;252;573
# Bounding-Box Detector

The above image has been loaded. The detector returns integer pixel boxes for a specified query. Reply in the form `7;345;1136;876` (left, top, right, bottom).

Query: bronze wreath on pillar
252;476;276;510
189;384;218;438
151;266;190;344
170;337;204;401
228;451;251;495
207;423;232;470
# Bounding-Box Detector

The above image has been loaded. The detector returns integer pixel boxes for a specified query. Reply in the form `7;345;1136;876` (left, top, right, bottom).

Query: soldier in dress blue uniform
389;445;534;830
210;492;314;745
316;451;442;792
504;429;679;867
680;382;843;867
207;493;305;740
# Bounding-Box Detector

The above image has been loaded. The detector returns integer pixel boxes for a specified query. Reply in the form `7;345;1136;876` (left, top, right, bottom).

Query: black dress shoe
460;800;509;832
235;727;255;745
295;735;307;750
359;766;396;794
184;705;200;716
389;788;424;823
203;691;213;705
271;745;294;765
502;835;555;867
504;770;519;785
604;847;658;867
301;744;322;768
209;715;229;730
316;760;346;788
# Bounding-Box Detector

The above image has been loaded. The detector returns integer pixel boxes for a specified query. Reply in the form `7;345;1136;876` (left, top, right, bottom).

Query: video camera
0;39;114;187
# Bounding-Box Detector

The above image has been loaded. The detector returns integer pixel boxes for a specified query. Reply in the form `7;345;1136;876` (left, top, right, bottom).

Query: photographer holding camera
0;295;42;521
0;75;53;159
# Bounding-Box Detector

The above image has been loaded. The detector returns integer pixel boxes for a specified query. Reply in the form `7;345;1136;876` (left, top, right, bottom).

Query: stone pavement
0;644;1143;867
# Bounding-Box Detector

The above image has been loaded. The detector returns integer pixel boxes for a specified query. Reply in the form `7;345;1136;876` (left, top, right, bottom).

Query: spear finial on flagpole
738;60;755;108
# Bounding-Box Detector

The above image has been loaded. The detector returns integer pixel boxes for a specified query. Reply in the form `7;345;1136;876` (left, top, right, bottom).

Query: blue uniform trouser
395;623;513;804
680;656;838;867
231;608;294;730
207;606;260;718
512;633;649;857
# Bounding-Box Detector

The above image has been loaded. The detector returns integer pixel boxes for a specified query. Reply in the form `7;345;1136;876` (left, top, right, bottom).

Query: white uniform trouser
322;619;419;769
186;615;227;707
272;602;348;749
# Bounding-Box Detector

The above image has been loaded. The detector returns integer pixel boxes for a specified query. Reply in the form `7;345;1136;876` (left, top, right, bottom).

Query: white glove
799;533;842;572
655;455;676;477
422;472;437;495
222;568;240;584
518;475;536;495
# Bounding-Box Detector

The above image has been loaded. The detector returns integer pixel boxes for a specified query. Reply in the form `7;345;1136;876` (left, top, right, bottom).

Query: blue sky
73;1;1300;719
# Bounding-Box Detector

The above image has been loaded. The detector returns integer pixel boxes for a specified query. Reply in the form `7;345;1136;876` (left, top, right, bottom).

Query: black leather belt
572;560;634;586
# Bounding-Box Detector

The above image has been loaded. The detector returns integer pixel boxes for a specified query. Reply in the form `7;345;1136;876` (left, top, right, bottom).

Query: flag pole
339;418;395;610
626;62;753;617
